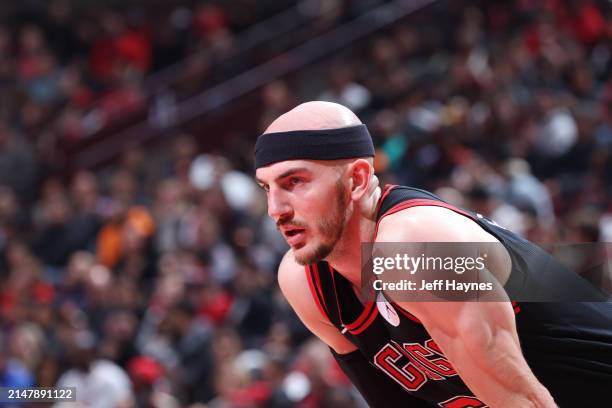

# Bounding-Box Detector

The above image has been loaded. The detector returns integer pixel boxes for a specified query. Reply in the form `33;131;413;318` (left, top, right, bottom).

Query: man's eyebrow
256;167;311;185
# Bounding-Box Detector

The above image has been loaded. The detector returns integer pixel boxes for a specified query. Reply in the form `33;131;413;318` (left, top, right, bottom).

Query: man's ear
348;159;374;201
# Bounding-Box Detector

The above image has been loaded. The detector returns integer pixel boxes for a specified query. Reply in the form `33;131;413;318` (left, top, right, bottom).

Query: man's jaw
290;234;336;266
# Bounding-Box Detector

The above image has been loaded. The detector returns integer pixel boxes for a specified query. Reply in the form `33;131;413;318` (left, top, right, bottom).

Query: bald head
264;101;362;134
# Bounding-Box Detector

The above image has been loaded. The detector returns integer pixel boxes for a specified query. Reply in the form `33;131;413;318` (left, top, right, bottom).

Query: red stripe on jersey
312;263;329;316
384;199;474;218
327;264;374;330
305;265;328;319
374;198;476;239
345;300;375;330
328;264;375;332
350;306;379;335
375;184;398;218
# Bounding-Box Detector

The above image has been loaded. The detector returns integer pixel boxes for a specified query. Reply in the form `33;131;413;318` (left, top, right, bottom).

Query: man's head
255;101;375;265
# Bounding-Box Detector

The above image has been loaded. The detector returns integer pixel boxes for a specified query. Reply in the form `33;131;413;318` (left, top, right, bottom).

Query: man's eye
289;177;303;186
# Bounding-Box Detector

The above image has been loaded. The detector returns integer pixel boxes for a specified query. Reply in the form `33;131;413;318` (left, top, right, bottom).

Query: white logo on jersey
376;292;400;327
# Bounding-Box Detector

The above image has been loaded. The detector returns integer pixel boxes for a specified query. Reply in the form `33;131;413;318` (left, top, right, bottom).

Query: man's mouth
284;228;303;236
282;227;306;246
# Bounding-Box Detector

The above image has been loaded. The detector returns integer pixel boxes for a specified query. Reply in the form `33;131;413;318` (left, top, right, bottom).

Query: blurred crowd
0;0;377;150
0;0;311;148
314;0;612;243
1;0;612;407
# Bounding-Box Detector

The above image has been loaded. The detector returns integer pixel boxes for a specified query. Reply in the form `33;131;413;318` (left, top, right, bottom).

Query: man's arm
376;206;556;408
277;250;431;407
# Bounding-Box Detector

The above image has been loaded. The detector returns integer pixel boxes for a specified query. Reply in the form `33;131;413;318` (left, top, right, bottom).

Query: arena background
0;0;610;407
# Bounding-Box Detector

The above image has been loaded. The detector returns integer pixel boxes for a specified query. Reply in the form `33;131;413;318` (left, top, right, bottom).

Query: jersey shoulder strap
376;184;443;218
374;184;479;238
376;184;476;224
304;261;343;328
304;261;378;334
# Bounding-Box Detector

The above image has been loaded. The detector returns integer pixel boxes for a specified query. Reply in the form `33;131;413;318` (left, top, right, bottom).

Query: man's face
256;160;351;265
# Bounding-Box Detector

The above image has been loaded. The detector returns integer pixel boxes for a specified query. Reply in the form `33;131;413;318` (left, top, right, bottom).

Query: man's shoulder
278;250;306;291
376;204;482;242
277;250;320;311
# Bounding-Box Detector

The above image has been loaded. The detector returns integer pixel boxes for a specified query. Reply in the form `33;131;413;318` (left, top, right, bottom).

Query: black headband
254;124;375;169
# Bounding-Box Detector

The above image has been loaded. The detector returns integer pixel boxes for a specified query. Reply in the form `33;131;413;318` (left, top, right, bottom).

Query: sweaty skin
256;101;556;408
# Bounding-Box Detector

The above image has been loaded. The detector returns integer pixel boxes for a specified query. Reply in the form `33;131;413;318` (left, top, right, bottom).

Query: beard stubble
293;180;350;265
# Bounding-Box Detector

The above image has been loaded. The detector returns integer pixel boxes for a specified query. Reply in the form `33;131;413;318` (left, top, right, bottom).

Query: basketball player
254;101;612;407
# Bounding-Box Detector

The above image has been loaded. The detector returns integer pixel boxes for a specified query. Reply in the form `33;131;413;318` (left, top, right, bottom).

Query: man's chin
291;246;311;266
292;243;334;266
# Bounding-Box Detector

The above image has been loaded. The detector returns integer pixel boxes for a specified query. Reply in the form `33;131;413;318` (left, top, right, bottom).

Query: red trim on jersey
350;306;379;335
383;198;475;219
375;184;398;217
345;300;375;330
328;264;376;333
312;263;330;316
305;265;328;319
374;198;476;239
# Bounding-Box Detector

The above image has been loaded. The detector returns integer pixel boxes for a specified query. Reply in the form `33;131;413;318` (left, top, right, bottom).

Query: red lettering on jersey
403;343;457;378
374;340;481;406
373;343;427;391
389;340;443;380
425;338;443;354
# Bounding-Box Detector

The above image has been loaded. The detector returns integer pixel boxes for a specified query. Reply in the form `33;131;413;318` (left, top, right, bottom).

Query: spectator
54;329;134;408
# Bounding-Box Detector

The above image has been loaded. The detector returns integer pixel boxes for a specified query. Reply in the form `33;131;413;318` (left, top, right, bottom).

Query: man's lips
280;226;306;246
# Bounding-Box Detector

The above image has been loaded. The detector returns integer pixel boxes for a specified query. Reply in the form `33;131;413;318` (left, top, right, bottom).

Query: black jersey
305;184;612;407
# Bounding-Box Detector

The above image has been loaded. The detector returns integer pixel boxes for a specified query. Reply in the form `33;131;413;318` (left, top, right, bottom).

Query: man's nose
267;189;292;221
